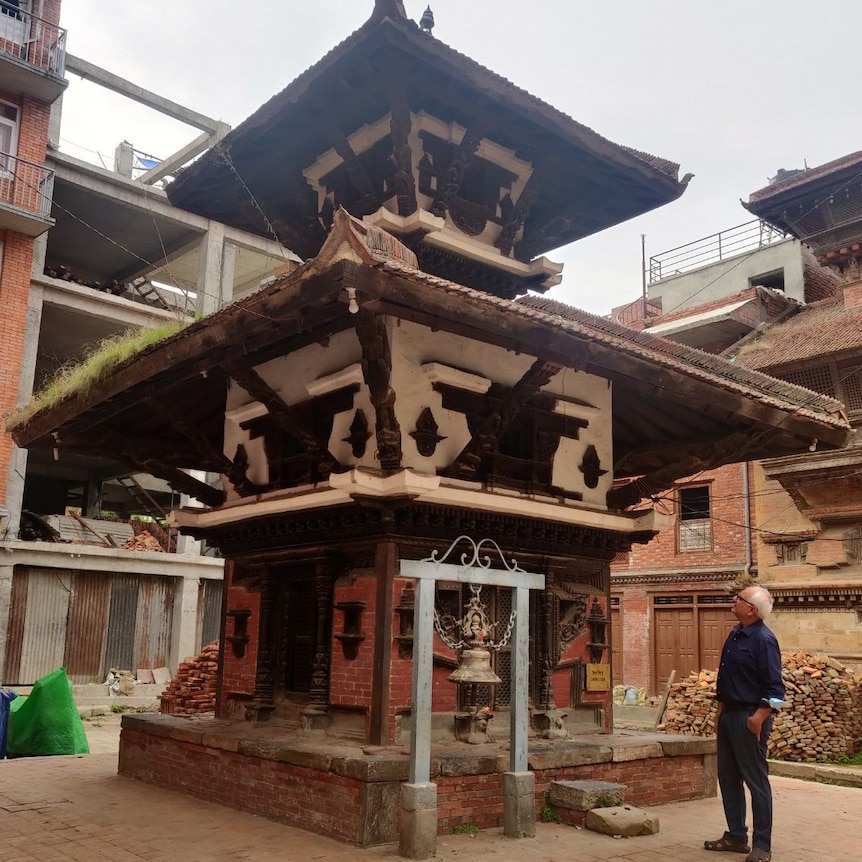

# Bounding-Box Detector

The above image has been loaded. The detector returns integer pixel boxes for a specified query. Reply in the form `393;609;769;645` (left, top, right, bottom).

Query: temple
9;0;852;853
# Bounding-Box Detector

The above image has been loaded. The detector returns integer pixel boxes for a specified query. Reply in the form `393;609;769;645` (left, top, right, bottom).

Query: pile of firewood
159;641;219;715
659;651;862;762
122;530;165;552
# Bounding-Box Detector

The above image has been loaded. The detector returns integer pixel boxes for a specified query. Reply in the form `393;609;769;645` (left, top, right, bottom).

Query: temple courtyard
0;716;858;862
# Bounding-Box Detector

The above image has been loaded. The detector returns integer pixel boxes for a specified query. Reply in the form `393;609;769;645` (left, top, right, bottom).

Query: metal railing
0;152;54;218
0;1;67;77
649;219;787;284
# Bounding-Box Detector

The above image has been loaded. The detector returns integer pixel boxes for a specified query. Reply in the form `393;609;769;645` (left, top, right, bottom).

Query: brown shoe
745;850;771;862
704;837;751;853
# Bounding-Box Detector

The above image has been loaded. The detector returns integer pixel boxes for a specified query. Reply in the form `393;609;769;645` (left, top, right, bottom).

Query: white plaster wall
220;316;613;507
390;319;612;505
223;328;366;488
649;239;805;312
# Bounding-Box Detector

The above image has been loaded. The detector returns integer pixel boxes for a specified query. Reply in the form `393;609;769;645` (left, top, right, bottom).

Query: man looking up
704;585;783;862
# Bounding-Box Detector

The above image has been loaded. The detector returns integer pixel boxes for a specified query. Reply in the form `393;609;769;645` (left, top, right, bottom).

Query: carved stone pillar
302;557;336;730
248;569;276;721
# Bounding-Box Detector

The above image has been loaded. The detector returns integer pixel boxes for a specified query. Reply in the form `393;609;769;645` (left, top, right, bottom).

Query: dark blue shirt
716;619;784;707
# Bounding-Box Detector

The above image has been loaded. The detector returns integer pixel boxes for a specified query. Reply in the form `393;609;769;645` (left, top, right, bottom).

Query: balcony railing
0;152;54;219
0;1;67;77
649;219;787;284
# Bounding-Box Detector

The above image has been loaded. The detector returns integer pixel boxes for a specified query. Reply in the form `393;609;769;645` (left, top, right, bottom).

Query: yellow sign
586;663;611;691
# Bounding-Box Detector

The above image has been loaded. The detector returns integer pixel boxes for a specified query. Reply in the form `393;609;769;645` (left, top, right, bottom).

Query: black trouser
717;708;774;852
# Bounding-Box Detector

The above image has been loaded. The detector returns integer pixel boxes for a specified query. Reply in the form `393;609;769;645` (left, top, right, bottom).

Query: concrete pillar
503;771;536;838
399;782;437;860
48;96;63;152
169;573;201;672
82;480;102;519
221;240;236;305
197;223;233;317
175;470;206;556
4;284;44;539
31;233;48;276
0;564;14;683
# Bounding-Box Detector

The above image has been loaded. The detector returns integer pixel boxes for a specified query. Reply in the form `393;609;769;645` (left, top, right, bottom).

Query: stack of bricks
659;651;862;763
122;530;165;552
159;641;219;715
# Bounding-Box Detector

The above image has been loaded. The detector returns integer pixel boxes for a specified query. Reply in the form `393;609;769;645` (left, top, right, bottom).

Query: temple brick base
118;714;716;846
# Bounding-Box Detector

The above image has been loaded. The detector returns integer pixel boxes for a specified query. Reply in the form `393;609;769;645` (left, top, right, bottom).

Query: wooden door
279;579;316;693
654;607;696;691
699;606;735;672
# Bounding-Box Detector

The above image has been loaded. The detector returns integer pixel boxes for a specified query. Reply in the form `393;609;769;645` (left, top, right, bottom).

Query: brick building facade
0;0;62;511
612;154;862;695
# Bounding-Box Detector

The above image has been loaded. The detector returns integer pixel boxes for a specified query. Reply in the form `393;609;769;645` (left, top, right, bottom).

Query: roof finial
419;6;435;33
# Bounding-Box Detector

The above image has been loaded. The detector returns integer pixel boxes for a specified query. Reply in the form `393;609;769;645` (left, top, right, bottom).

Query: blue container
0;689;18;759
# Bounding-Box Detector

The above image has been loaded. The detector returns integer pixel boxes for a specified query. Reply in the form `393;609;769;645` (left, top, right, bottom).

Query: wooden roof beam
354;309;402;472
430;121;487;218
447;357;563;477
222;359;343;474
607;431;753;510
349;263;848;449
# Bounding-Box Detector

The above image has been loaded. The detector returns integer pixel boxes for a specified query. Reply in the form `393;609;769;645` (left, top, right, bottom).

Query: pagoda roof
745;150;862;237
10;210;851;505
167;2;688;261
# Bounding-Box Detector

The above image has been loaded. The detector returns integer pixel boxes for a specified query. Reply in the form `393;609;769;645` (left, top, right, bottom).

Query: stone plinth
118;715;715;846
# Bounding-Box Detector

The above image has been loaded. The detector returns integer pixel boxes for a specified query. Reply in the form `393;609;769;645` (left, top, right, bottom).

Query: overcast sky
57;1;862;316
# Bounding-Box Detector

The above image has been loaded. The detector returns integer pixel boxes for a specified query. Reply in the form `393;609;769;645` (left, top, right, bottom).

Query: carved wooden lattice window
677;485;712;552
779;365;837;400
840;366;862;413
844;526;862;565
826;190;862;229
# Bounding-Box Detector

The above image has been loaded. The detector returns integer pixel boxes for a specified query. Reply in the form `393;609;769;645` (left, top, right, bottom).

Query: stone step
548;779;627;827
586;805;660;837
11;683;167;716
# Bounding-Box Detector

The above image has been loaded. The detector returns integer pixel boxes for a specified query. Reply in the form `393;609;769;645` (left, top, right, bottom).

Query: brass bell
448;647;502;685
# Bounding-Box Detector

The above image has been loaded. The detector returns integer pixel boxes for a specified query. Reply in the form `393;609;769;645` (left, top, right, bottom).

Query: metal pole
641;234;648;320
408;576;435;784
509;585;530;774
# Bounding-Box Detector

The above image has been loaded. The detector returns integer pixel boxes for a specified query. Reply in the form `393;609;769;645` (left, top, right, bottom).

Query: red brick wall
611;463;751;692
0;85;52;505
330;574;377;711
615;465;749;572
44;1;63;27
120;730;364;844
0;232;38;504
219;574;260;706
438;754;708;832
120;727;711;841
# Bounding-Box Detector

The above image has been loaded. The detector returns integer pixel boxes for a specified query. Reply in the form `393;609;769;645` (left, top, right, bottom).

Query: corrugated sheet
18;569;71;685
103;574;138;676
44;515;134;546
2;568;29;684
198;578;223;650
64;572;112;684
134;576;174;671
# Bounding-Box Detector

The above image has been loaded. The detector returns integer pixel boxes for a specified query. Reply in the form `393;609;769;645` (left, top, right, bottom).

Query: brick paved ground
0;718;858;862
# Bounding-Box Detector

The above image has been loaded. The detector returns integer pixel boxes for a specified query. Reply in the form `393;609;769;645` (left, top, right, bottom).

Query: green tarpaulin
7;667;89;757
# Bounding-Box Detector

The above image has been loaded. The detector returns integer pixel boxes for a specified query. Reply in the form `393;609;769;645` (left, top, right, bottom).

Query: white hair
746;585;774;619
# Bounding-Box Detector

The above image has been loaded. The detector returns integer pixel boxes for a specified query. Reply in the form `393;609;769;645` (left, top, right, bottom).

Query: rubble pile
659;651;862;762
159;641;219;715
122;530;165;552
44;264;125;295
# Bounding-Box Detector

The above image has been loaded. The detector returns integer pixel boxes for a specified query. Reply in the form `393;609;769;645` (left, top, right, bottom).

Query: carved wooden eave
761;443;862;520
166;2;688;274
10;211;853;517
